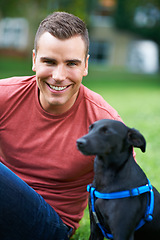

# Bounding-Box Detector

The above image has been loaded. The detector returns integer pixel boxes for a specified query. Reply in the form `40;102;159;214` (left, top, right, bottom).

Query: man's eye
45;61;55;65
42;59;56;65
67;62;77;66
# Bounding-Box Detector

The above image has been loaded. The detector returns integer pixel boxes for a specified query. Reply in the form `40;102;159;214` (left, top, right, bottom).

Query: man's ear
32;49;36;72
127;128;146;152
83;54;89;77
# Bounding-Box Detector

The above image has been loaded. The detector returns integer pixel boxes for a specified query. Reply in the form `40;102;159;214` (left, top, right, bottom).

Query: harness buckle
129;188;136;197
129;187;140;197
148;184;153;191
87;184;92;193
145;214;153;222
129;189;134;197
93;211;99;224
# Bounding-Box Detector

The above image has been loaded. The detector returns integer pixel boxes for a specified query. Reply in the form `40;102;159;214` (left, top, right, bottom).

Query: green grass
1;57;160;239
0;56;33;78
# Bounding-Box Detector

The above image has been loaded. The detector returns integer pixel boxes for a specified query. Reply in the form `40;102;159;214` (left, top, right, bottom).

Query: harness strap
90;187;113;239
136;183;154;230
87;180;152;199
87;179;154;239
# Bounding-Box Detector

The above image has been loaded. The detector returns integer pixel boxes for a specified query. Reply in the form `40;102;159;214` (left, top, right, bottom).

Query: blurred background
0;0;160;75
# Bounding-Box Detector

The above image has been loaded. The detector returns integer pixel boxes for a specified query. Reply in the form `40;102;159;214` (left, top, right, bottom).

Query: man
0;12;122;239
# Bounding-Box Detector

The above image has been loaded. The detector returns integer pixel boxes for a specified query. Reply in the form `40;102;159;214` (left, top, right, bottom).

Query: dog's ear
127;128;146;152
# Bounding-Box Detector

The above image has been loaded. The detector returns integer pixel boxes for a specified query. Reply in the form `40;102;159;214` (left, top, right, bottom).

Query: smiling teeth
49;85;67;91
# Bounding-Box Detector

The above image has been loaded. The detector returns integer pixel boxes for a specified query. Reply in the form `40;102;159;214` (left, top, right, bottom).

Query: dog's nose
76;138;87;147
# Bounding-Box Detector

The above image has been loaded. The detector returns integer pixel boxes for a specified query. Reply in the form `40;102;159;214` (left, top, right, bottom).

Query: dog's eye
89;124;94;131
101;126;108;134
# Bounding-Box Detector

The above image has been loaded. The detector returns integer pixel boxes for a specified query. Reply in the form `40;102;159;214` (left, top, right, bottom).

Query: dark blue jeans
0;162;71;240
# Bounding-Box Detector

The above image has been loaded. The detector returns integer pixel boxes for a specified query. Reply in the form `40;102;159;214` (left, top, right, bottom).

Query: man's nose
52;65;66;81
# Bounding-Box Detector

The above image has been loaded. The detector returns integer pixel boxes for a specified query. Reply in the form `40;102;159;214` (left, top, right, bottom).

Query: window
89;40;111;64
0;18;28;50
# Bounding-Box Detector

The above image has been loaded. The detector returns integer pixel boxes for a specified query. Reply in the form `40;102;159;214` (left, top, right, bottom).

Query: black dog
77;119;160;240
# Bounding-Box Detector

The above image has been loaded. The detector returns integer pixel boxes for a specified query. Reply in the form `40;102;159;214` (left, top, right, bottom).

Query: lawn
1;57;160;239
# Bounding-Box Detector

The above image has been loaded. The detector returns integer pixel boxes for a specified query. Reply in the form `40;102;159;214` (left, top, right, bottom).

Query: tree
0;0;96;24
114;0;160;57
0;0;97;51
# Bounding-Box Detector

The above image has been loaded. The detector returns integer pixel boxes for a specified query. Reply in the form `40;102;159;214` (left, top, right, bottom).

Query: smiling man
32;31;89;114
0;12;122;239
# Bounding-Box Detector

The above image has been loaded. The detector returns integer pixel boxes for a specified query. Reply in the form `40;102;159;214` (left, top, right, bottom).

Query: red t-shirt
0;76;122;230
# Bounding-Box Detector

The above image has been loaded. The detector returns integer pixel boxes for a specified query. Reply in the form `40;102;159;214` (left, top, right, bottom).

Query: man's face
32;32;89;115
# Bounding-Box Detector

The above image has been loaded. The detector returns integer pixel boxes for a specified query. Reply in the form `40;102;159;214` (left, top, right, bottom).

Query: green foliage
0;0;95;26
0;0;46;18
51;0;90;22
114;0;160;46
0;0;96;44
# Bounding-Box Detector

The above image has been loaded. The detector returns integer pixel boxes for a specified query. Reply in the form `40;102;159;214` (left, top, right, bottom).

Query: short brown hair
34;12;89;58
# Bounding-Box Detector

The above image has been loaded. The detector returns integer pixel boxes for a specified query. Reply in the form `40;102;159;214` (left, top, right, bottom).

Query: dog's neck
93;150;147;193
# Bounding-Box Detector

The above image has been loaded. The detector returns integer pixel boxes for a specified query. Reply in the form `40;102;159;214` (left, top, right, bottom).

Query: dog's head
77;119;146;156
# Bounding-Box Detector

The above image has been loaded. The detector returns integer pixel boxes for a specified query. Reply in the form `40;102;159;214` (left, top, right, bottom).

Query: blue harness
87;179;154;239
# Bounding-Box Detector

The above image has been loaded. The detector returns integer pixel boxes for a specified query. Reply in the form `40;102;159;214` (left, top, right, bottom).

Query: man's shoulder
0;75;37;118
0;75;37;105
0;75;36;86
82;84;121;121
82;84;111;109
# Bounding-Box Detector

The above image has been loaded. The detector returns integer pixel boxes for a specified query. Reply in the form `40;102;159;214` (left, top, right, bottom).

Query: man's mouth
47;84;69;91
